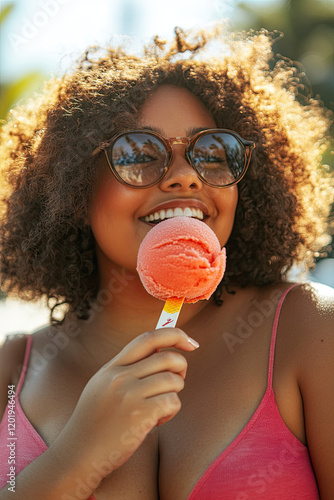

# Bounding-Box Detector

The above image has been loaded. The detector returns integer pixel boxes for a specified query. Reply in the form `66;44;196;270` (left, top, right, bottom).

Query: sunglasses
94;128;256;188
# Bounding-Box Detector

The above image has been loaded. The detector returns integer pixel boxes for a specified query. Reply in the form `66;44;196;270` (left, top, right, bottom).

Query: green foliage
0;2;14;25
0;72;45;121
0;3;44;124
234;0;334;170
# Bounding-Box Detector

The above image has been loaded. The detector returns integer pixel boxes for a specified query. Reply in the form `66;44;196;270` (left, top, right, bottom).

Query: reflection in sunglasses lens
108;131;247;187
192;133;244;186
112;133;167;186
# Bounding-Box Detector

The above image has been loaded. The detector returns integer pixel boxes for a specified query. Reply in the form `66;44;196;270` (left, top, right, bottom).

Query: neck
68;265;210;360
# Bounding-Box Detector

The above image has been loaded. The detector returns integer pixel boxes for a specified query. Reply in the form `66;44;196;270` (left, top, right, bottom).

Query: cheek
215;186;238;246
88;166;127;249
228;185;239;214
88;182;135;269
89;178;117;232
88;163;146;268
89;161;130;228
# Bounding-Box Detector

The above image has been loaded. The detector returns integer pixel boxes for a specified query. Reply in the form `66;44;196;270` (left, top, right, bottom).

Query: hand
55;328;199;480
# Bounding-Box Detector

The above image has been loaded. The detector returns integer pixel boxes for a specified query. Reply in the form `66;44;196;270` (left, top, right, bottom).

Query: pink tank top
188;285;319;499
0;286;319;498
0;335;96;499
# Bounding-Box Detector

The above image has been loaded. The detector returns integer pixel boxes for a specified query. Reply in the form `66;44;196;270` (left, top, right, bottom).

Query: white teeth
143;207;205;223
174;208;183;217
183;207;193;217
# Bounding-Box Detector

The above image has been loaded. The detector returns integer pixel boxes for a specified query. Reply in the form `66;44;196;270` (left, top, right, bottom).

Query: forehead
139;84;216;136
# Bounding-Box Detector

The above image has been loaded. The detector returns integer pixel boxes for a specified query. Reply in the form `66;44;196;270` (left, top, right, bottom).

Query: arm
0;328;199;498
0;438;98;499
0;335;96;499
294;283;334;499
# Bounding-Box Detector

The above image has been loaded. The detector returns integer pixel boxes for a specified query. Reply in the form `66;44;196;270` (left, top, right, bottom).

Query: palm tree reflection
193;133;244;184
112;133;166;185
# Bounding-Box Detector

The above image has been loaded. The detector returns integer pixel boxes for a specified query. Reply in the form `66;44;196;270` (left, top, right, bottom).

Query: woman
0;26;333;499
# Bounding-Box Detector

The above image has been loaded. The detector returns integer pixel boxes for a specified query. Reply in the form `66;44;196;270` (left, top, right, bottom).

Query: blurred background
0;0;333;337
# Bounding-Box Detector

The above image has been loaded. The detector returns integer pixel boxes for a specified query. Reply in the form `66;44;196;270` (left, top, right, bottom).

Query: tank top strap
15;334;33;395
267;284;299;389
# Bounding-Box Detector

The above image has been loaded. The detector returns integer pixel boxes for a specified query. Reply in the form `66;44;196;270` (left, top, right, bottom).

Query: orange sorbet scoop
137;216;226;328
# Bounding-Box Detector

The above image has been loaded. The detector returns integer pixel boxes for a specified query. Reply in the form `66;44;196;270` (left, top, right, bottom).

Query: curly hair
0;25;333;322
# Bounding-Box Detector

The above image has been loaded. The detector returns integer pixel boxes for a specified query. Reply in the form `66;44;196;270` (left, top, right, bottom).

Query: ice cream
137;216;226;303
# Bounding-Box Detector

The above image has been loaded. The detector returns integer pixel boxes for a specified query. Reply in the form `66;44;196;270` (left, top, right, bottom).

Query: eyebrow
141;125;165;135
187;126;214;137
141;125;214;138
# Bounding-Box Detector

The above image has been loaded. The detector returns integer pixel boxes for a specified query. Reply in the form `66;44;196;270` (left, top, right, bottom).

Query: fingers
138;371;185;399
112;328;199;367
145;392;182;427
132;350;188;380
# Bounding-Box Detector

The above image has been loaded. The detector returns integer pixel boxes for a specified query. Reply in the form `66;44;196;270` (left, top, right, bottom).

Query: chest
17;308;301;500
157;331;271;499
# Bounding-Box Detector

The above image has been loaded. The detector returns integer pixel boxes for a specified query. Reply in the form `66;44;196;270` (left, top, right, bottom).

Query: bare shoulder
281;283;334;496
282;281;334;339
284;280;334;374
0;333;28;383
0;325;54;412
275;282;334;369
288;280;334;308
0;333;28;419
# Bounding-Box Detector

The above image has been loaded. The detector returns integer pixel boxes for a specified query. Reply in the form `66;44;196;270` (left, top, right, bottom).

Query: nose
159;146;202;192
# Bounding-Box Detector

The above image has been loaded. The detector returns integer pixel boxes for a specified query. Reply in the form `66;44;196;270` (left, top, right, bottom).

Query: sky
1;0;283;81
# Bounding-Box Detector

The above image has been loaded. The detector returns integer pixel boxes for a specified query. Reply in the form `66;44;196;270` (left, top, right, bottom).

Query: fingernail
188;336;200;348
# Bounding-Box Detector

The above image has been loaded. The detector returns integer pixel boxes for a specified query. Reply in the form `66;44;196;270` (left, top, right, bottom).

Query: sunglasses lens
109;132;167;186
191;132;246;186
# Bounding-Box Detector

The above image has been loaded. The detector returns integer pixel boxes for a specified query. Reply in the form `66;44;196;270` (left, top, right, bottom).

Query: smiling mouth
142;207;205;224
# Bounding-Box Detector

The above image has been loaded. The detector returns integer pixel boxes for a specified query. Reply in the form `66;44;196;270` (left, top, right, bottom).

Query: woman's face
89;84;238;275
